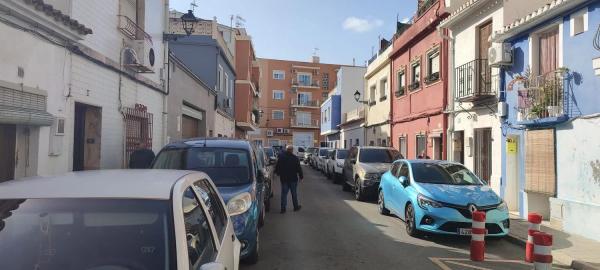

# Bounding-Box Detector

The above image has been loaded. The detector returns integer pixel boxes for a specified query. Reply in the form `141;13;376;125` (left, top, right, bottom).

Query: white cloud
342;17;384;33
400;17;411;24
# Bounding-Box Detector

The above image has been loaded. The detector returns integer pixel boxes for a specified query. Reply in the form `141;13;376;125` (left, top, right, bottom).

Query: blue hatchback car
152;138;267;264
378;160;509;237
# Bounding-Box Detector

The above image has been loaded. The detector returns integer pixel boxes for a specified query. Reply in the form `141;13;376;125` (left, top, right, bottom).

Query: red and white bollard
533;232;553;270
526;213;543;262
470;211;486;261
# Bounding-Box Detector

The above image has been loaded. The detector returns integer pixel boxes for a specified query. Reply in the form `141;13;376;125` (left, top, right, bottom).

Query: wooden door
478;21;493;94
0;124;16;182
478;21;493;60
474;128;492;184
182;115;200;139
539;27;559;75
84;106;102;170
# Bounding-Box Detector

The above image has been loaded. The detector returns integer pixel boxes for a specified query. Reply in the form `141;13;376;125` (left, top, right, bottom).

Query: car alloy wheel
405;204;419;237
354;178;365;201
378;190;390;215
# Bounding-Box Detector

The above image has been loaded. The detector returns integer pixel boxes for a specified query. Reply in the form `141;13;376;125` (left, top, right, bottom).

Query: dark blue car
152;138;267;264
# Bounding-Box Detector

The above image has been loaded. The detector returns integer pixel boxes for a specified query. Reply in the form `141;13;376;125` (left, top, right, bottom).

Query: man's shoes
280;209;286;214
293;205;302;212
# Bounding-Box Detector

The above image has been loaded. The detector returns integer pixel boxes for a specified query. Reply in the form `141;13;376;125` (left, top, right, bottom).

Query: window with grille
410;61;421;90
426;49;440;83
272;110;284;120
416;135;426;158
396;71;406;97
123;104;153;167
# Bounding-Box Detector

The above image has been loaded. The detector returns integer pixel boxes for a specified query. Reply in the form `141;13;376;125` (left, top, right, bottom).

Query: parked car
304;147;318;164
292;145;306;161
316;148;332;172
326;149;349;183
255;146;274;212
153;138;266;264
342;147;402;201
378;160;509;237
0;170;240;270
309;148;320;168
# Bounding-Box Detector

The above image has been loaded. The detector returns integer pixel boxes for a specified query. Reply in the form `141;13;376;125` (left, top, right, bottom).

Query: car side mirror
398;176;408;186
200;263;226;270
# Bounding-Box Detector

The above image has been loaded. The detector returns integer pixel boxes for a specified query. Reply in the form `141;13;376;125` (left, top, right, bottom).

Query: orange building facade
234;29;261;139
250;57;340;148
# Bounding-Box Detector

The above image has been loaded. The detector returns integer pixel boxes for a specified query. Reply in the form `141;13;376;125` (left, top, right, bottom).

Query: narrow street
244;165;535;270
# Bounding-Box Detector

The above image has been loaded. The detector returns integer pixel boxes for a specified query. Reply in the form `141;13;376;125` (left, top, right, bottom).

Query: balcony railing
291;99;320;108
292;79;320;88
290;118;319;128
417;0;438;17
343;108;365;123
517;71;566;123
455;59;496;102
118;15;152;45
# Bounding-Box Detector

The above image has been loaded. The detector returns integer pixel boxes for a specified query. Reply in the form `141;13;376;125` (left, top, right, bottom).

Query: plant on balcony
425;72;440;84
395;86;406;97
409;81;420;91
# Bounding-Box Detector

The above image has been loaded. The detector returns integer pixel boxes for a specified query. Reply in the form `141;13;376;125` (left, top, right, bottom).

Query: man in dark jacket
275;145;304;213
129;141;155;169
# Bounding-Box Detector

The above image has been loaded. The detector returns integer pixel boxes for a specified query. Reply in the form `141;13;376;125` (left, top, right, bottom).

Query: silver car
316;148;332;172
342;147;403;201
325;149;349;183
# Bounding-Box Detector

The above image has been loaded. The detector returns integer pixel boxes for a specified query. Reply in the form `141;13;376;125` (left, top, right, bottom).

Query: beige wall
364;45;392;146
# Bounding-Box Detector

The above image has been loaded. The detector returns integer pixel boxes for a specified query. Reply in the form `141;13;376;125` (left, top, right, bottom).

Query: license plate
459;228;488;235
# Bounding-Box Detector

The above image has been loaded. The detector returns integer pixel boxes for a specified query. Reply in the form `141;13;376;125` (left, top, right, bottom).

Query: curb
505;233;527;247
572;261;600;270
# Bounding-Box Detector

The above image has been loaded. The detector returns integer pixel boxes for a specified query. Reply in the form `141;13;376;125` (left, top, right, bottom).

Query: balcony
342;108;365;123
417;0;438;17
455;59;497;102
291;99;320;108
118;15;152;45
292;79;320;89
290;118;319;129
516;71;568;126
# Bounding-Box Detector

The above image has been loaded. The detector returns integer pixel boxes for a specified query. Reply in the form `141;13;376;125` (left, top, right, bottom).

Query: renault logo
468;204;478;213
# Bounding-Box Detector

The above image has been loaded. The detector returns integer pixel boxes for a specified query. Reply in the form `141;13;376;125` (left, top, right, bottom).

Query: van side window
182;187;216;267
194;181;227;242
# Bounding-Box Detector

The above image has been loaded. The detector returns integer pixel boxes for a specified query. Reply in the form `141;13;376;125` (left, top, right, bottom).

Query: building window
273;70;285;80
355;139;359;146
322;73;329;90
272;90;284;100
416;134;427;159
272;110;284;120
570;8;588;36
369;85;376;105
297;73;312;86
379;78;388;101
217;65;223;91
224;73;229;97
396;71;406;97
410;60;421;91
426;49;440;84
322;92;328;98
398;136;407;158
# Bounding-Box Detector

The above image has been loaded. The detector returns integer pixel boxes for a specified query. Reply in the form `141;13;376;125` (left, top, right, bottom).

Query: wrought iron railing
343;108;365;123
292;79;320;88
118;15;152;45
417;0;438;17
291;99;320;107
517;71;565;121
455;59;495;101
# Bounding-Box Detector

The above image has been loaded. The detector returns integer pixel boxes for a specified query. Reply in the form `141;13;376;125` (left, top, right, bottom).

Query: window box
395;86;406;97
379;95;387;102
409;81;420;91
425;72;440;84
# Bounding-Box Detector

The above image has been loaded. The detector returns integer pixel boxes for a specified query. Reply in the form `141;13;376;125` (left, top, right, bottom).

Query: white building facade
337;66;367;149
364;43;393;147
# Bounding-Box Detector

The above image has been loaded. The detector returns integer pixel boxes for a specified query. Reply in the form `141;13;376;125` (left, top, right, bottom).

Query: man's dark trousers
281;180;299;210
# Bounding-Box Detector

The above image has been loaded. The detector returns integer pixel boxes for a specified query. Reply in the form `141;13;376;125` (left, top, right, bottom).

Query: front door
0;124;16;182
73;103;102;171
474;128;492;184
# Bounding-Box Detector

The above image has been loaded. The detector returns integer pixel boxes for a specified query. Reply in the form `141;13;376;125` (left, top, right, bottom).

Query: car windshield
0;198;173;270
411;163;484;185
336;150;349;159
153;147;252;186
307;148;318;154
359;149;401;163
264;148;274;157
319;149;329;156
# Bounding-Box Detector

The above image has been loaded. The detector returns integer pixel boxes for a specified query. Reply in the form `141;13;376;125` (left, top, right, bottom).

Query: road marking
446;260;493;270
429;257;531;270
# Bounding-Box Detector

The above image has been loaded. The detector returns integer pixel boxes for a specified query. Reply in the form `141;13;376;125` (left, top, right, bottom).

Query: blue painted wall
320;95;341;134
170;35;236;117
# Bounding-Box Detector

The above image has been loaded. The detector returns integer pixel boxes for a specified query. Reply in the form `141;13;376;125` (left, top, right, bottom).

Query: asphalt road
242;164;537;270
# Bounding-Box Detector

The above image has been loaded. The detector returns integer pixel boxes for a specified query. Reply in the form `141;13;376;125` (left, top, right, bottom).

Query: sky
170;0;417;66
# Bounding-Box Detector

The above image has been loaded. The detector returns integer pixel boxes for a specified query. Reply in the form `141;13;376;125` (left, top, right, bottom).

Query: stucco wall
365;45;392;144
340;122;364;149
339;66;367;115
214;112;235;138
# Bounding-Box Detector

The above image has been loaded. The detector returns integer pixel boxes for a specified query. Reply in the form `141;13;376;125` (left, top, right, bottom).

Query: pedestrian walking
275;145;303;213
129;141;155;169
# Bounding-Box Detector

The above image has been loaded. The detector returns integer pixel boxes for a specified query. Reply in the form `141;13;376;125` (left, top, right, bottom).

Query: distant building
169;17;236;138
251;57;340;148
390;0;449;160
233;28;261;139
493;0;600;241
338;66;367;149
364;39;393;148
320;91;341;148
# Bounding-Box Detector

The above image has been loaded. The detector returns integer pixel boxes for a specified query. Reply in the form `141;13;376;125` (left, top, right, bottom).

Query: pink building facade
390;0;449;160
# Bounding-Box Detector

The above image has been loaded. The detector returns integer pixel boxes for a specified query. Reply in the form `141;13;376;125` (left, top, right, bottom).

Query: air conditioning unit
266;130;274;137
224;98;232;108
276;128;284;133
488;42;512;66
132;40;156;72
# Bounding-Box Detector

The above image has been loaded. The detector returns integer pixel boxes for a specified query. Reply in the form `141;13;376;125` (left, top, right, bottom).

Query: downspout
438;26;454;162
162;0;170;145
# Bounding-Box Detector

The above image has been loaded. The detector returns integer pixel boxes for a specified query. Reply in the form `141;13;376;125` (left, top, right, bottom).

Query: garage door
293;132;314;148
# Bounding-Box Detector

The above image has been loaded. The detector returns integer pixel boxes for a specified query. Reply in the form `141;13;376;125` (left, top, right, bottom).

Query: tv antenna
190;0;198;12
313;47;319;56
235;15;246;28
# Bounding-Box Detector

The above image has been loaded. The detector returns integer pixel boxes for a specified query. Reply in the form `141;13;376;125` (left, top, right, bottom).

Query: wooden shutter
525;129;556;195
539;27;559;75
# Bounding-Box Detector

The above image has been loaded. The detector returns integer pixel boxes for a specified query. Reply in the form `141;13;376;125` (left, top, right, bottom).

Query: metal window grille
123;104;153;166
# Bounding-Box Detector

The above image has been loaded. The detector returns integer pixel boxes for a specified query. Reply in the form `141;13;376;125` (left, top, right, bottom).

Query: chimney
312;55;320;63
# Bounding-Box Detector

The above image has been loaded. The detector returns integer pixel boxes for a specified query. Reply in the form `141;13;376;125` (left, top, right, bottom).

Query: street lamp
354;90;369;105
163;10;198;41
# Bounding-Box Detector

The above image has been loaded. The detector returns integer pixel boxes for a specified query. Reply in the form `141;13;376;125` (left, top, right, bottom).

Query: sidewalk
507;214;600;270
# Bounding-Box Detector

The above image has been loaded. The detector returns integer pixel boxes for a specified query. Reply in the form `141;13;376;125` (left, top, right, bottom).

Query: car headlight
497;201;508;211
363;173;381;181
227;192;253;216
417;194;443;210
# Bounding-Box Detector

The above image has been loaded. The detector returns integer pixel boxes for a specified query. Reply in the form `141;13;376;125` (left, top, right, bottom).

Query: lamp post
163;10;198;41
352;90;369;147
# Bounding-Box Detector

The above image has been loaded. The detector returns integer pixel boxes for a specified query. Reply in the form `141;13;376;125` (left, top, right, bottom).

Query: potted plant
555;67;569;79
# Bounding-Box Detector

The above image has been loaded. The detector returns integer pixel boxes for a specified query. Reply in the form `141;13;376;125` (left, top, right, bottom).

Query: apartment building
364;39;393;147
234;28;261;139
251;57;340;148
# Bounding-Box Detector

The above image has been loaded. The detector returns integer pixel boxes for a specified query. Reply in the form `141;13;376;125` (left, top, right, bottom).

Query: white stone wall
365;46;392;127
339;66;367;115
214;112;235;138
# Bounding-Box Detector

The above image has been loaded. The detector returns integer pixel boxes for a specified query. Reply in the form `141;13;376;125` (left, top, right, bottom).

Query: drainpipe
162;0;170;146
438;26;455;162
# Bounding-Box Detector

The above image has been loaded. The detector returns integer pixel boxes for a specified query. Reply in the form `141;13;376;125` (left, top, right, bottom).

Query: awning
0;106;53;126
